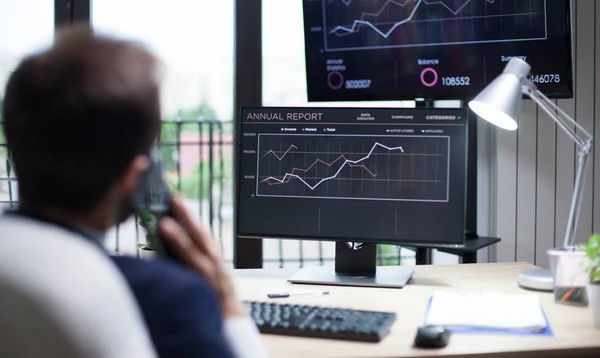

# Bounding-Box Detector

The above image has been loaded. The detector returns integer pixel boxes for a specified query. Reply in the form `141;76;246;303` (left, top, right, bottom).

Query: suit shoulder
111;255;217;302
111;257;233;358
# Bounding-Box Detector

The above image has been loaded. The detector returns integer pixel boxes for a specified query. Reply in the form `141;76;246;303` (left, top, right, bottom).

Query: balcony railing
0;119;413;267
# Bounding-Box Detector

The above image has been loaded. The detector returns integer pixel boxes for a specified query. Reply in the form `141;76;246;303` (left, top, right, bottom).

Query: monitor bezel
301;0;575;101
235;106;469;246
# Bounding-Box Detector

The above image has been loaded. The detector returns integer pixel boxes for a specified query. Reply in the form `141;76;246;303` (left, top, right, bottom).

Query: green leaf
591;268;600;283
588;234;600;248
589;234;600;245
579;234;600;260
577;234;600;282
137;209;157;228
145;234;160;251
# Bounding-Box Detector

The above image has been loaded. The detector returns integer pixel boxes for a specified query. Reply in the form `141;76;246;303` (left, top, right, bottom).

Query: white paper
425;291;548;332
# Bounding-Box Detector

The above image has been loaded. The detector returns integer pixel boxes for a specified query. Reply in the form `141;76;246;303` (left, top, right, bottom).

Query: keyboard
245;301;397;342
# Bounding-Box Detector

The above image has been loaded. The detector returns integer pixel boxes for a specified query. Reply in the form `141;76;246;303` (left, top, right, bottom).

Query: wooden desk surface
234;263;600;358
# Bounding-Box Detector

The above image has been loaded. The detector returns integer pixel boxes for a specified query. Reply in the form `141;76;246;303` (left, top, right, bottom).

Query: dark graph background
326;0;547;50
257;134;449;201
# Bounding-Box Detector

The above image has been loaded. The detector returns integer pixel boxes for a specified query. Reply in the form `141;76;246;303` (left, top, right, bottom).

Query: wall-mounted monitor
303;0;573;101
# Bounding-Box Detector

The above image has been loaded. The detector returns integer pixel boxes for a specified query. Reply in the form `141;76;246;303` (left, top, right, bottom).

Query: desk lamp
468;58;594;291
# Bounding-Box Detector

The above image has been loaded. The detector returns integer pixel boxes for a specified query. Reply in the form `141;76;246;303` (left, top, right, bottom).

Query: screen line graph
328;0;498;38
257;134;450;202
323;0;548;51
261;142;404;190
262;145;299;161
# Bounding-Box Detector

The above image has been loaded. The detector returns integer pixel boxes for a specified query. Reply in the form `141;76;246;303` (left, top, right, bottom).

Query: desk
234;263;600;358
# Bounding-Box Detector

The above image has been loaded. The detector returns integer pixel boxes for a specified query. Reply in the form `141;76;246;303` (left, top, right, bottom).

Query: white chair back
0;215;157;358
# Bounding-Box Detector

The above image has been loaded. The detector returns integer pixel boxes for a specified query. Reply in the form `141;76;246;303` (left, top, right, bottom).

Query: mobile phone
131;149;176;258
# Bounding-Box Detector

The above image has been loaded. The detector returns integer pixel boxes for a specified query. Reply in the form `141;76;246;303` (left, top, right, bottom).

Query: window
93;0;235;258
92;0;234;121
0;0;54;208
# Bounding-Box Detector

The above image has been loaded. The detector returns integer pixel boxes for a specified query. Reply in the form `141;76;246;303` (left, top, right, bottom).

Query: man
1;26;268;358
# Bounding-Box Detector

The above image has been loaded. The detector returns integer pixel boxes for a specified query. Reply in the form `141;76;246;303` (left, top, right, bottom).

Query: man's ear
119;154;150;197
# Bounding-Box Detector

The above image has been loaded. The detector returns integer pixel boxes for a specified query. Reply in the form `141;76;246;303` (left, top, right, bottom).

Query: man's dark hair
2;26;162;212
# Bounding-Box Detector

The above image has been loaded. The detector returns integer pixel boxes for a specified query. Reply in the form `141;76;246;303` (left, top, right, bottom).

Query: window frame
55;0;90;26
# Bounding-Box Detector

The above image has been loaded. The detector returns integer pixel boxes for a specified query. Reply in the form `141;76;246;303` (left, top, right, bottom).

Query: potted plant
578;234;600;328
136;209;159;259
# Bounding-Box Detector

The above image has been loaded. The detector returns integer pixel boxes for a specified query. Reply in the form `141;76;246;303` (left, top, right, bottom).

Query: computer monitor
302;0;574;101
236;107;468;288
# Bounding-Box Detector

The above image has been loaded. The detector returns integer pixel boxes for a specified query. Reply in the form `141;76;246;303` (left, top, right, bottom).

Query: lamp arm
521;79;594;248
521;81;593;154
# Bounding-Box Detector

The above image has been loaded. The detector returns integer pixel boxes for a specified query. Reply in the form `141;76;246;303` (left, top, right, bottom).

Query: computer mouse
413;326;451;348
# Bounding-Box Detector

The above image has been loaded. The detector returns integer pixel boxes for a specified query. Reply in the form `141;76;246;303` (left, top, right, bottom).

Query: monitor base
288;265;414;289
288;241;414;288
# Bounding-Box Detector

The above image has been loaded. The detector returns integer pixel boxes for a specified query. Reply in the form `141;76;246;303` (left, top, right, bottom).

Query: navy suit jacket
111;256;236;358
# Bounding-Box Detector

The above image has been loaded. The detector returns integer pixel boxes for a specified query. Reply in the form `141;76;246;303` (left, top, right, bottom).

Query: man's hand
158;197;247;319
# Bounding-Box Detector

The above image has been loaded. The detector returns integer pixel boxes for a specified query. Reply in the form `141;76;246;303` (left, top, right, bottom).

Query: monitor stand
287;242;414;288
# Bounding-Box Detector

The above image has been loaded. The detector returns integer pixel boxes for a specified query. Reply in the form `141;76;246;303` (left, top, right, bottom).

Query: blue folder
425;297;554;336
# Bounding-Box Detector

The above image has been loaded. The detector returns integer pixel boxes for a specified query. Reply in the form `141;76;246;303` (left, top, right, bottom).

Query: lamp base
518;269;553;292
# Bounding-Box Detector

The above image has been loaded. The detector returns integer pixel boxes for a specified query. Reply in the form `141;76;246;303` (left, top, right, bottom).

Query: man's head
2;25;162;228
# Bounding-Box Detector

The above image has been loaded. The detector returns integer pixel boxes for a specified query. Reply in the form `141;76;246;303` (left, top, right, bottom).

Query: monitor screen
236;107;468;245
302;0;573;101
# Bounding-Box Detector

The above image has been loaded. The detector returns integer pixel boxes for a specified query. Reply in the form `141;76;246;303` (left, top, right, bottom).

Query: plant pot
587;283;600;329
140;247;158;260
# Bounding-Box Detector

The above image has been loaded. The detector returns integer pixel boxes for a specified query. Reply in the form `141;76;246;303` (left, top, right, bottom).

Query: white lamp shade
468;58;532;131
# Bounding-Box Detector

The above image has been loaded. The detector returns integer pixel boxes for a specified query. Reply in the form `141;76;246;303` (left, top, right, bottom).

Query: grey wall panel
573;0;595;245
495;126;518;262
516;101;538;263
555;95;576;249
535;103;557;267
595;2;600;235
